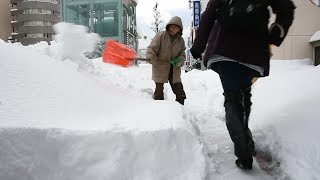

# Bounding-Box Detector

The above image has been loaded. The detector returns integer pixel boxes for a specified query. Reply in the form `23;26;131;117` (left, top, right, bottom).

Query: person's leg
153;82;164;100
168;65;186;105
171;82;186;105
214;61;257;169
243;87;256;157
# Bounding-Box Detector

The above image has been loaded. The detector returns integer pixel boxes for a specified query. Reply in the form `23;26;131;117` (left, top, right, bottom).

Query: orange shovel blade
102;39;136;67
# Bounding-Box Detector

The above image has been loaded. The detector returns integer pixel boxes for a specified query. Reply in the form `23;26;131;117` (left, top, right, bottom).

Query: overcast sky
136;0;192;49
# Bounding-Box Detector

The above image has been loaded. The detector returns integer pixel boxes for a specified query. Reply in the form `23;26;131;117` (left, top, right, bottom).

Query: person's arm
146;33;162;63
269;0;296;46
192;0;220;54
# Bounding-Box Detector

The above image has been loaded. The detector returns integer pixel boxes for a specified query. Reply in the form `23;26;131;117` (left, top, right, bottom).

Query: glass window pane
92;2;119;37
65;3;90;27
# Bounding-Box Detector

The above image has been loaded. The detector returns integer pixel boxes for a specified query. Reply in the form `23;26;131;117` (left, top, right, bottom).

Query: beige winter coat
146;16;186;83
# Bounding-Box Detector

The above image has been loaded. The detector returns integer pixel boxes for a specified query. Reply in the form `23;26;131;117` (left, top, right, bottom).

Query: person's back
191;0;295;76
216;0;270;31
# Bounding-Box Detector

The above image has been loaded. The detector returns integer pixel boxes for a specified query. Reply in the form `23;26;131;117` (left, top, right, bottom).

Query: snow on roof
311;0;320;6
309;30;320;43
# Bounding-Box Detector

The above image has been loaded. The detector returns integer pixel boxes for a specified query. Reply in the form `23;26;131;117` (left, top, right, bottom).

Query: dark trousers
153;66;186;104
213;61;259;93
213;61;258;161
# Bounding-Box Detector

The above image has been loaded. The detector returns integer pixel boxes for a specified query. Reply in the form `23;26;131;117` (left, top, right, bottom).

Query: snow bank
251;59;320;179
0;127;204;180
309;30;320;43
0;39;205;179
91;57;320;179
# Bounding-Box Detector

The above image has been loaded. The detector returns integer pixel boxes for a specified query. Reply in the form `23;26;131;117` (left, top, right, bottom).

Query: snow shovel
102;39;149;67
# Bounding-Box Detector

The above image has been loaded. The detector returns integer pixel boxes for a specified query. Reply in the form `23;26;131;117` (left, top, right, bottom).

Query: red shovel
102;39;148;67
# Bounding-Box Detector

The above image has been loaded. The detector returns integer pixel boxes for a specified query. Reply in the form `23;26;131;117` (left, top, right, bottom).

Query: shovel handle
134;57;150;61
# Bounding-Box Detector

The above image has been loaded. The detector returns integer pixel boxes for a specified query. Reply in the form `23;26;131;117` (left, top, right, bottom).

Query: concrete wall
0;0;12;41
271;0;320;60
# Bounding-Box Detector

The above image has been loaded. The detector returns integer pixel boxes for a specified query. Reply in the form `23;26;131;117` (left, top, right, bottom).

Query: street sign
193;0;201;28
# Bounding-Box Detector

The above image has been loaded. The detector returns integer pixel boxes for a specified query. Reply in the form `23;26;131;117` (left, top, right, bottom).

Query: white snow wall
0;127;205;180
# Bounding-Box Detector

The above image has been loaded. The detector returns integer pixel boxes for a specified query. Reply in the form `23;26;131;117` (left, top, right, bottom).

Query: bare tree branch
150;2;164;35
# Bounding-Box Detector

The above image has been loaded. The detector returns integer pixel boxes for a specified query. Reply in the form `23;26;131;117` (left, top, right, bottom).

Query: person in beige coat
146;16;186;105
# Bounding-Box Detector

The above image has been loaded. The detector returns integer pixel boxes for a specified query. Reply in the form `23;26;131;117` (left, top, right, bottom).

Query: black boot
171;82;186;105
153;83;164;100
175;98;185;105
243;87;256;157
224;91;253;169
235;157;253;170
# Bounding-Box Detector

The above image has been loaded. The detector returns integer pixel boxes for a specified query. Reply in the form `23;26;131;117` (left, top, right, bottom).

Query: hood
166;16;183;35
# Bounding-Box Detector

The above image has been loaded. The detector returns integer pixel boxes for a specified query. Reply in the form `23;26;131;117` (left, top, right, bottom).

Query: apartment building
10;0;60;45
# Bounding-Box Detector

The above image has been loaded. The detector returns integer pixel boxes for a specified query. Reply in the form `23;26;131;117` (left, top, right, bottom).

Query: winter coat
146;16;186;83
192;0;295;76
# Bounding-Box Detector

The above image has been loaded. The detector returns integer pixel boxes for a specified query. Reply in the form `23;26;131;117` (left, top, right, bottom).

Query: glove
269;23;285;46
190;48;202;59
170;57;181;67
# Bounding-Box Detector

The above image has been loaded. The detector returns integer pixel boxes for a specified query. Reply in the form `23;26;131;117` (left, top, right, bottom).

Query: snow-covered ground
1;23;320;180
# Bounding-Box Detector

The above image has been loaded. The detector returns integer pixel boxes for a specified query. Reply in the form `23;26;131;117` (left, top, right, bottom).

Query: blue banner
193;0;201;28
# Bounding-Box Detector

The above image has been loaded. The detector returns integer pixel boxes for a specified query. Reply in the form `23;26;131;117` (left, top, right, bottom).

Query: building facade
271;0;320;60
61;0;138;51
188;0;320;66
0;0;12;41
9;0;60;45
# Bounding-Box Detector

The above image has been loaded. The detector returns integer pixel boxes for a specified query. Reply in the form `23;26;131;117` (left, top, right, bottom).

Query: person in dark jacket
190;0;295;169
146;16;187;105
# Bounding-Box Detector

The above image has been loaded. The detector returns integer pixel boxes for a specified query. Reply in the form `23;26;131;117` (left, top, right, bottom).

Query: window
53;11;60;16
65;4;90;27
64;1;119;37
23;0;59;4
25;33;51;38
315;46;320;65
23;9;53;14
24;21;52;26
92;3;119;37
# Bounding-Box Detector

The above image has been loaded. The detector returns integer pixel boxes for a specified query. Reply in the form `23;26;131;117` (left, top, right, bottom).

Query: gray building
10;0;60;45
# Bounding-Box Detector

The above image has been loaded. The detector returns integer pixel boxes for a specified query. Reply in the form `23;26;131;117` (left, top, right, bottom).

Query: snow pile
250;60;320;179
0;38;205;179
49;22;100;69
309;30;320;43
92;59;320;179
1;22;320;179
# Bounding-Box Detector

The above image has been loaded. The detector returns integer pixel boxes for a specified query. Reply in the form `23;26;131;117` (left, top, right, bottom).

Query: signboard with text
193;0;201;28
